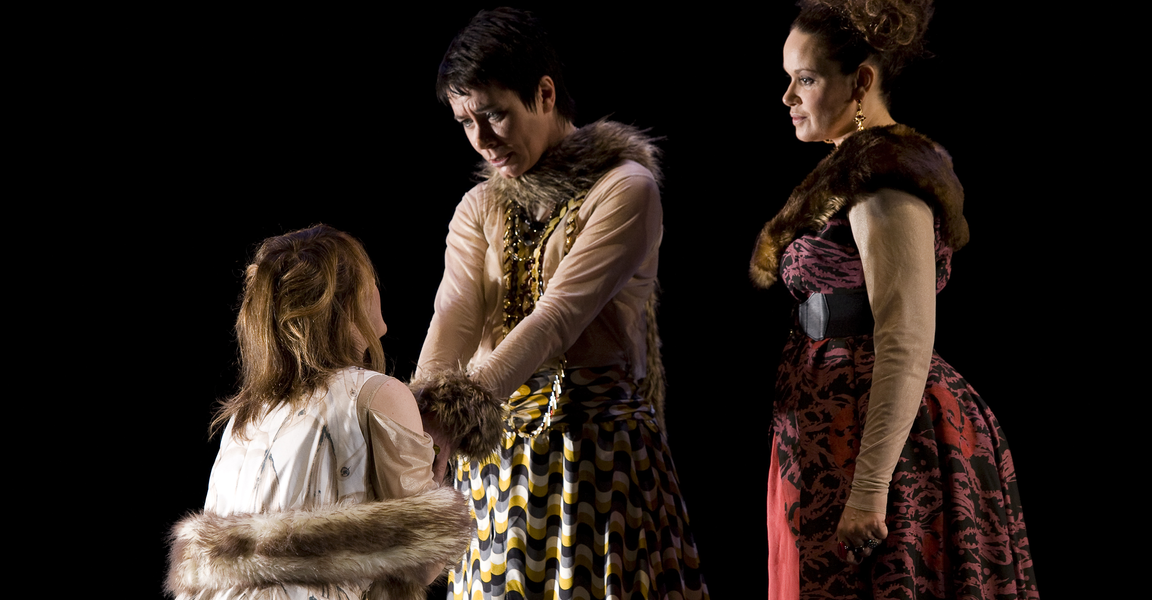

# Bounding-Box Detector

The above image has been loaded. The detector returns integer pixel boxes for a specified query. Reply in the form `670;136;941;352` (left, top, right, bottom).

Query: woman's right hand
835;505;889;565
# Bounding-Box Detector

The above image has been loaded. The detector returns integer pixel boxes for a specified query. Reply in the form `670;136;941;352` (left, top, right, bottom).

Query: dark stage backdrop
128;4;1082;598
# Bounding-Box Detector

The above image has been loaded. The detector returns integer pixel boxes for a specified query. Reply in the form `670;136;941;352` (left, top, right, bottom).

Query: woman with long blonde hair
167;225;471;600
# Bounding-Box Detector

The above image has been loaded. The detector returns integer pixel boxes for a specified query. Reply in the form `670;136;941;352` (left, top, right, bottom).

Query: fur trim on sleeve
410;369;506;461
750;124;968;289
165;487;471;600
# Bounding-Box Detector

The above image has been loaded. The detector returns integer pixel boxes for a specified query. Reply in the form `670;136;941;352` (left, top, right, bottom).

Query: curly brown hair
212;224;386;439
794;0;933;101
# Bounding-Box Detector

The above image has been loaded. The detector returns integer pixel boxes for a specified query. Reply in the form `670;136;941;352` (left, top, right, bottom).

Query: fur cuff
410;369;505;461
166;487;470;600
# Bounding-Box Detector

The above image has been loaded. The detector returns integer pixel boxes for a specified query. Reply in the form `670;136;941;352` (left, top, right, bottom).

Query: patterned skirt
447;366;709;600
769;331;1039;599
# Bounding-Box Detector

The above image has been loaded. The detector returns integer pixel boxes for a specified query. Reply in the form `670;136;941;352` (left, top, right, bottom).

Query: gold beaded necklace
499;191;587;438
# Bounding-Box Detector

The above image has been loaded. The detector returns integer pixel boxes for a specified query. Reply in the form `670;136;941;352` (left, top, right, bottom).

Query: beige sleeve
416;189;491;378
845;188;937;514
357;374;438;500
470;168;661;398
366;410;437;500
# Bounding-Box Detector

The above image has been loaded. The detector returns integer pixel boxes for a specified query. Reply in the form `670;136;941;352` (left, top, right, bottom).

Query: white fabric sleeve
416;192;491;377
845;188;937;514
472;170;661;398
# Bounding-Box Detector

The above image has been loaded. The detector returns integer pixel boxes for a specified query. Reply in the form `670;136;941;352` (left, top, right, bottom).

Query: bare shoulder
366;376;424;434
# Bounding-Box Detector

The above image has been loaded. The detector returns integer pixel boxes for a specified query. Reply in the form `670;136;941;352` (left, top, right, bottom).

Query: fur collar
166;487;470;600
749;124;969;289
479;119;662;214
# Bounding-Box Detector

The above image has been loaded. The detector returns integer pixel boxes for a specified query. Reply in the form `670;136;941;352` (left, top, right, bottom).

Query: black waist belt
797;290;874;340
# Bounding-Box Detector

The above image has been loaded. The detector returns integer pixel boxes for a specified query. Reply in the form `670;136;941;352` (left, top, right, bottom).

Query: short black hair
436;7;576;122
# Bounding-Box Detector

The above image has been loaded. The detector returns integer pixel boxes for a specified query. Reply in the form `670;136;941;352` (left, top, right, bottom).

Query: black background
101;3;1093;597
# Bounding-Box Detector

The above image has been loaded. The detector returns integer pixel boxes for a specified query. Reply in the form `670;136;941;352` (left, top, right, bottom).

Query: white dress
201;367;437;600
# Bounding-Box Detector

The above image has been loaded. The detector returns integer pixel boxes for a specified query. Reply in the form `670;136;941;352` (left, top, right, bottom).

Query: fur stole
479;119;662;215
749;124;969;289
165;487;471;600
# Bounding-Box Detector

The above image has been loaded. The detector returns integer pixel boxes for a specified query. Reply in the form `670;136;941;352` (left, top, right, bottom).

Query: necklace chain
500;192;587;438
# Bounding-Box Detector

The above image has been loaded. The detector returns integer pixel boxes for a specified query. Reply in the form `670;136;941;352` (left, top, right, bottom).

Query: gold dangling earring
854;99;866;131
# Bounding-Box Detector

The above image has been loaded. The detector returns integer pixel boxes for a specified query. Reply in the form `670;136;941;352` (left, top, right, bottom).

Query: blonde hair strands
212;225;385;439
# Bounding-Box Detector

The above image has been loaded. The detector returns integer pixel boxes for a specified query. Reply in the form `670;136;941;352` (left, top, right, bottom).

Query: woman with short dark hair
417;8;709;600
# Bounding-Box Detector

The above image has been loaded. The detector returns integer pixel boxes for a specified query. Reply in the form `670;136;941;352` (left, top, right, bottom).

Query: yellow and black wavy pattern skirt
448;366;709;600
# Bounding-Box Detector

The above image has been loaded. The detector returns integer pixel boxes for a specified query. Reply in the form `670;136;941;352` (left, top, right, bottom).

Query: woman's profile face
450;81;557;178
348;282;386;355
369;284;387;339
782;29;859;144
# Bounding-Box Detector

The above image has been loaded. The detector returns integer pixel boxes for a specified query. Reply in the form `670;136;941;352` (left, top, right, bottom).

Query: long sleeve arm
363;376;437;501
845;188;937;514
472;167;661;398
416;191;492;377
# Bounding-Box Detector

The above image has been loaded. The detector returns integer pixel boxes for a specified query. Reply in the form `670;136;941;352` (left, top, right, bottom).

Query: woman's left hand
420;411;457;484
835;505;888;565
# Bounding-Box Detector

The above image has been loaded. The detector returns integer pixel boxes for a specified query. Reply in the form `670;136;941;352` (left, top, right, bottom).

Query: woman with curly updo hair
166;225;475;600
752;1;1039;598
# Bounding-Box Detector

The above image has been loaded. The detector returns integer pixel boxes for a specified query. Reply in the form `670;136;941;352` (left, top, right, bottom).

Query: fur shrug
165;487;471;600
469;119;668;429
750;124;968;289
480;119;663;213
